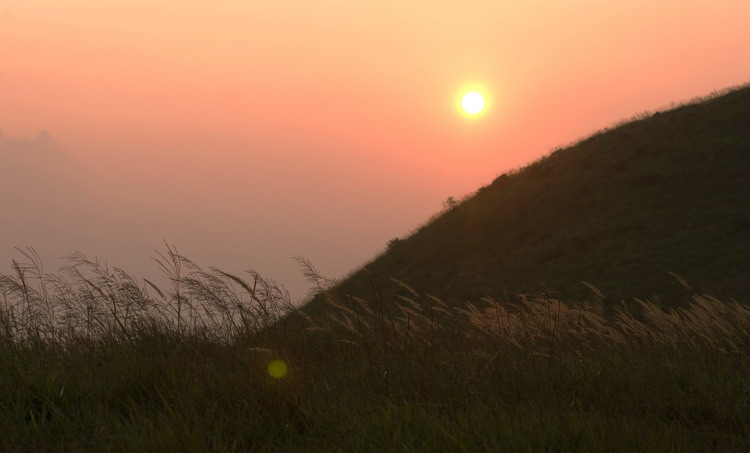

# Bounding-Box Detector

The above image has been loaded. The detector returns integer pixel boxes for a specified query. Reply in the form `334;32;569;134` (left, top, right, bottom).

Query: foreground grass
0;248;748;451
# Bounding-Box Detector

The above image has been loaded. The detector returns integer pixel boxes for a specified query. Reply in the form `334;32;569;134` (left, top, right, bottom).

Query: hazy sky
1;1;749;301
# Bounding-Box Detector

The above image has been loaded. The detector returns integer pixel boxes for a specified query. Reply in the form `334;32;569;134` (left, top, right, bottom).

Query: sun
461;91;485;115
456;84;490;118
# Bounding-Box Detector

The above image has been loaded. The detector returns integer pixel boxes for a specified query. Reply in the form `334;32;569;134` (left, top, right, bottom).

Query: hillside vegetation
309;84;750;312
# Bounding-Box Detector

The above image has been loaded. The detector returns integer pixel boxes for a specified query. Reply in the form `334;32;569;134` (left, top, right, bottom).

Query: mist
1;129;450;302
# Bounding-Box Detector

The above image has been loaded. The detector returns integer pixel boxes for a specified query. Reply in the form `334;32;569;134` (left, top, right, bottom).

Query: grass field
0;247;748;451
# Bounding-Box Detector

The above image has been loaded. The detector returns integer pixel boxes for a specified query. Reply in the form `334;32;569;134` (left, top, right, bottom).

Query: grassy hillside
310;84;750;311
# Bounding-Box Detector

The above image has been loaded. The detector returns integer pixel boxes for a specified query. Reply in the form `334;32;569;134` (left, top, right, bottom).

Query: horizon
2;1;749;301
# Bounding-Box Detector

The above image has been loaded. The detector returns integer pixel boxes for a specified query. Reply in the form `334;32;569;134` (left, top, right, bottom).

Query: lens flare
267;359;288;379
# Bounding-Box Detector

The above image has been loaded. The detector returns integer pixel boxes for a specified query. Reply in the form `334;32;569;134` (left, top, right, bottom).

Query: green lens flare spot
267;359;288;379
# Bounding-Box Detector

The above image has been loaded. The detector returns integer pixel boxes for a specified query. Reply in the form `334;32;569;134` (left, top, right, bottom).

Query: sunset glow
1;1;749;300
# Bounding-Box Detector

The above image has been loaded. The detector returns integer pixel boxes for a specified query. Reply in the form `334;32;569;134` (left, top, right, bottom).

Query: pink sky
1;1;749;301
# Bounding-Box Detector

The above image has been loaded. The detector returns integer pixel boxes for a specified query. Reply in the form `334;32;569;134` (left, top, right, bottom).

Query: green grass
0;247;748;451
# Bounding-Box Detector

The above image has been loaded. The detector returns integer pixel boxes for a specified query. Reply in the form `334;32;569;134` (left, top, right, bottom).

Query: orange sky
1;1;749;301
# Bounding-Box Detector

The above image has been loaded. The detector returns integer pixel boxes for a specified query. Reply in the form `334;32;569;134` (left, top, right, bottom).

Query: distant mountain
307;84;750;312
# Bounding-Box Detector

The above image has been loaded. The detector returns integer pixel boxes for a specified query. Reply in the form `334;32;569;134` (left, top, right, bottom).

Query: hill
307;84;750;311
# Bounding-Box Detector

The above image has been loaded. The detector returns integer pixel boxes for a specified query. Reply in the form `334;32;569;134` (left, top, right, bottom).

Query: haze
1;1;748;301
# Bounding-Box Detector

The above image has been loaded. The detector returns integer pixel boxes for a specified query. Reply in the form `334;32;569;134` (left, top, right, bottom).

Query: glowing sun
461;91;485;115
456;84;490;118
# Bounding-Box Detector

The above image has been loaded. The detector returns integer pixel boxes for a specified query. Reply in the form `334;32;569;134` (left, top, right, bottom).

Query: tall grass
0;247;748;451
0;246;293;346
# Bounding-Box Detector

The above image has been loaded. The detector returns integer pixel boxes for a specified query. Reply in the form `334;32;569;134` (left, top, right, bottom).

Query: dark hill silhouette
306;84;750;312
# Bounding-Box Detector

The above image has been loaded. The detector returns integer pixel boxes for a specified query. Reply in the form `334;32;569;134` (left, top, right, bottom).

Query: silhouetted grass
0;247;748;451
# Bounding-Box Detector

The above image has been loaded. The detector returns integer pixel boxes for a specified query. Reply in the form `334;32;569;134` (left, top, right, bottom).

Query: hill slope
311;84;750;310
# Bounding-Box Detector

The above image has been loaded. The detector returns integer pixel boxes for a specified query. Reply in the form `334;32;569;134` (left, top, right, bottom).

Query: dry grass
300;278;750;373
0;247;749;451
0;245;293;345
